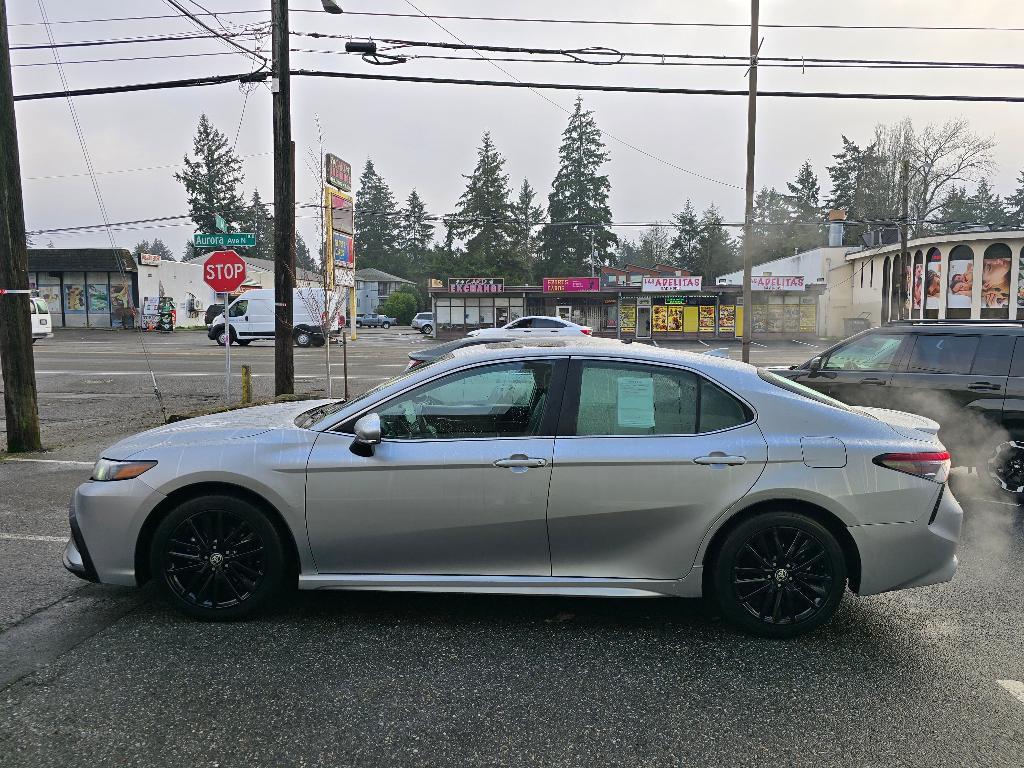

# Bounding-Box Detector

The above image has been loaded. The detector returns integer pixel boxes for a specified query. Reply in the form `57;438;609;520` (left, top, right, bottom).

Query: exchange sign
203;250;247;293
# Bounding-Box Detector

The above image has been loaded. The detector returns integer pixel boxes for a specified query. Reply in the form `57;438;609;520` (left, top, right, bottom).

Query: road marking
0;533;67;543
998;680;1024;705
2;458;93;466
791;339;820;348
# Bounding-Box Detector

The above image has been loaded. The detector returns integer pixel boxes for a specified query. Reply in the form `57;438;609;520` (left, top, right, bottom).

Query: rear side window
533;318;564;328
1011;338;1024;378
972;335;1013;376
907;335;978;374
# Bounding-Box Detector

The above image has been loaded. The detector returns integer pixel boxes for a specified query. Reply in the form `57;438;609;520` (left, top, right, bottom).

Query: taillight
873;451;951;483
581;327;593;336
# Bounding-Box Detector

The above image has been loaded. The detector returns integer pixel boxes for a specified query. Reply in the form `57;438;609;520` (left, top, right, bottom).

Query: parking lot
2;329;1024;767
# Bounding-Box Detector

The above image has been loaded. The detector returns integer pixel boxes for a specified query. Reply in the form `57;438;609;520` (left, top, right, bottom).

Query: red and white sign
642;276;702;292
751;275;805;291
203;250;247;293
543;277;600;293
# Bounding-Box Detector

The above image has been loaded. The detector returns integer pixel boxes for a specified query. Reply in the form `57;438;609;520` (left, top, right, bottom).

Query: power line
25;152;271;181
13;50;239;68
9;30;269;51
162;0;268;66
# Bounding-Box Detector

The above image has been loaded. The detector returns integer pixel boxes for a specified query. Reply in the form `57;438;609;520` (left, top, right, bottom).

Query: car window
34;299;48;314
533;318;564;329
378;361;556;440
972;335;1013;377
228;300;248;317
1011;338;1024;378
907;334;978;375
29;300;36;314
823;333;903;371
573;361;749;436
507;318;532;329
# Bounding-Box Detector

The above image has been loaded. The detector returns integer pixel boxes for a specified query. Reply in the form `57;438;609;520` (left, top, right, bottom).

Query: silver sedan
64;340;962;637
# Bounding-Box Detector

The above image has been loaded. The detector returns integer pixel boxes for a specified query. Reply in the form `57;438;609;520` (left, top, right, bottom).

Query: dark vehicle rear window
907;335;978;375
972;335;1013;377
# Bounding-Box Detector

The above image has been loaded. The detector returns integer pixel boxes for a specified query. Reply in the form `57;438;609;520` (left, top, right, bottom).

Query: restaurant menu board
719;305;736;332
698;305;715;332
800;304;817;333
752;304;769;333
784;305;801;333
652;305;668;332
619;304;636;332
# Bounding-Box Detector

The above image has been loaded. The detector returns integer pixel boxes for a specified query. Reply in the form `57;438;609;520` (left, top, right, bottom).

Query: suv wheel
294;329;313;348
711;510;846;638
382;321;390;329
150;495;286;620
988;441;1024;497
422;324;433;335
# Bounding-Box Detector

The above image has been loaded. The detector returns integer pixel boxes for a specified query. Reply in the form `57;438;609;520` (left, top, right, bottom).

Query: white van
30;297;53;343
207;287;340;347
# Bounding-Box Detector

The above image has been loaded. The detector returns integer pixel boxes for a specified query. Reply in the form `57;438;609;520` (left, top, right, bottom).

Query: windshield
294;354;452;429
757;368;852;412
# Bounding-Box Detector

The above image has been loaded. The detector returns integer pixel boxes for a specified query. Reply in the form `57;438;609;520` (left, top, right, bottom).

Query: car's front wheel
150;495;286;620
421;324;433;335
988;440;1024;498
382;321;390;329
711;510;846;638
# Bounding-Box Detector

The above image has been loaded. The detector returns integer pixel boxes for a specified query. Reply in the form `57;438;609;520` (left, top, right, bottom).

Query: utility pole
900;157;910;321
740;0;759;364
272;0;295;396
0;0;42;452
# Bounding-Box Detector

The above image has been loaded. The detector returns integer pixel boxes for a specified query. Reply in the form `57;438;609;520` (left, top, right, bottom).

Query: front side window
507;318;533;329
378;360;556;440
34;298;48;314
823;333;903;371
533;318;565;329
907;334;979;375
228;300;248;317
573;361;749;436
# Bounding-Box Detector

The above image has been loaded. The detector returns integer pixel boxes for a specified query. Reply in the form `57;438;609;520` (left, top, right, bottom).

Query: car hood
851;406;941;441
101;400;333;459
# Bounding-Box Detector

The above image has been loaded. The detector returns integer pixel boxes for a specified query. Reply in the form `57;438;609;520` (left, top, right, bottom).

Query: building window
981;243;1011;318
946;244;974;319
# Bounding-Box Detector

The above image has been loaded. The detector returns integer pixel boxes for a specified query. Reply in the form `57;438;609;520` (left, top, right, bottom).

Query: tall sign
326;153;352;192
324;153;355;339
203;250;247;402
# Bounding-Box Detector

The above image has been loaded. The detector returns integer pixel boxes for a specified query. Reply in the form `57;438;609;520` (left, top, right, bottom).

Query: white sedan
468;315;592;337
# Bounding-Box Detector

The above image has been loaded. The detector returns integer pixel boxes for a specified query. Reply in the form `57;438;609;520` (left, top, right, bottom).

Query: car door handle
694;454;747;466
493;456;547;468
968;381;1002;392
861;378;887;385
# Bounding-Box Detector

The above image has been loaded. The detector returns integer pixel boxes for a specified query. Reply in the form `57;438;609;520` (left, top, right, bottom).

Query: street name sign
203;250;247;293
193;232;256;249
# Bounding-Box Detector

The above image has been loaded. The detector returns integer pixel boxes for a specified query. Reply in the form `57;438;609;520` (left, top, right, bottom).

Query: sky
8;0;1024;258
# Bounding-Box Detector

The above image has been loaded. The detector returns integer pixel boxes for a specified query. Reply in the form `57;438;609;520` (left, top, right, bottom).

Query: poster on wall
903;264;912;316
752;304;768;333
666;305;684;332
619;304;636;332
698;305;715;332
982;255;1011;308
63;283;85;314
1019;253;1024;309
38;283;61;316
652;305;668;332
88;283;109;313
926;250;942;311
947;256;973;309
110;277;133;327
799;304;817;332
719;305;735;332
912;262;924;310
766;304;784;332
783;305;801;333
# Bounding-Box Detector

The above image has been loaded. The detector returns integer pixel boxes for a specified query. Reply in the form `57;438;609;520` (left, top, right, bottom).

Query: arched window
981;243;1011;318
912;250;924;317
946;244;974;319
925;247;941;318
881;256;891;323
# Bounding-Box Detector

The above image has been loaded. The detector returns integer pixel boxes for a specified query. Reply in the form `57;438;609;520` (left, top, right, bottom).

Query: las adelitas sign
642;276;702;292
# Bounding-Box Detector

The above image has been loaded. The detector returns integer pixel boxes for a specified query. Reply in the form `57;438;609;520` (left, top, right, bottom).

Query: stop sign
203;250;247;293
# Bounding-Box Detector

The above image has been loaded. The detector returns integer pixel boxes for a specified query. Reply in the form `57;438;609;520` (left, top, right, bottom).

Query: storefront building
428;272;822;340
27;248;141;329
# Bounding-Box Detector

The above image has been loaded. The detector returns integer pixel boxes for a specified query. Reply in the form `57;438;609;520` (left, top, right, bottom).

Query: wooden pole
741;0;759;363
272;0;295;395
0;0;42;452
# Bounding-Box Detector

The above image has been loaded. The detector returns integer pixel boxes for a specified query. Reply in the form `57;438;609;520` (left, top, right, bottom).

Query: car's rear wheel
150;495;286;620
422;324;433;335
236;339;252;346
294;329;313;347
712;511;846;638
215;328;236;346
988;441;1024;498
382;321;390;329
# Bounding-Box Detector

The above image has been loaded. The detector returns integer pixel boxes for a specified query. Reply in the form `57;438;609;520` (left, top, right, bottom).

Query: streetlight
321;0;343;13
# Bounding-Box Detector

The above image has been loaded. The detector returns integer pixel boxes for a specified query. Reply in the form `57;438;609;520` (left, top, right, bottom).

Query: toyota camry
64;339;962;638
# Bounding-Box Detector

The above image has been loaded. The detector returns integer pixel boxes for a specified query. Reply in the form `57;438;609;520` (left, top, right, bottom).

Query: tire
711;510;847;639
422;324;433;335
988;440;1024;499
236;339;252;346
294;329;313;348
311;335;326;348
215;328;234;346
382;321;390;329
355;322;362;329
149;494;286;621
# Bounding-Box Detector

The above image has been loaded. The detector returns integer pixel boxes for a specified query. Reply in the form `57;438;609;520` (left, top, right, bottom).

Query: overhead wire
162;0;268;66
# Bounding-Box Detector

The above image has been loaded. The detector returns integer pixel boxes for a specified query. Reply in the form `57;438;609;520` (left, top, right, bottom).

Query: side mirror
351;413;382;456
808;356;823;374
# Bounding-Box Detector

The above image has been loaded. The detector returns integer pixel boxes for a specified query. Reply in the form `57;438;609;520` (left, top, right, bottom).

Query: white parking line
998;680;1024;705
2;458;93;466
0;533;67;543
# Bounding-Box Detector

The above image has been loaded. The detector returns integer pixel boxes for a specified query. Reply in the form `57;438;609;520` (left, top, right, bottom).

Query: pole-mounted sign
203;250;247;402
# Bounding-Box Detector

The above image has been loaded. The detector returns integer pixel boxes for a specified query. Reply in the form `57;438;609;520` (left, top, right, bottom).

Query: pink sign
750;275;805;291
543;277;600;292
641;276;702;292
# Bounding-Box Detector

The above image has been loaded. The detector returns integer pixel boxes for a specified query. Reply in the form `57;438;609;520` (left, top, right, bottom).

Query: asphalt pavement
1;329;1023;767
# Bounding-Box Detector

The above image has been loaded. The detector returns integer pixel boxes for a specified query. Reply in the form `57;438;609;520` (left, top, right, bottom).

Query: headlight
91;458;157;482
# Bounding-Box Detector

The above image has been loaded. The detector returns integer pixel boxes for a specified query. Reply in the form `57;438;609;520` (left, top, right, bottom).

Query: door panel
547;425;767;579
305;434;553;575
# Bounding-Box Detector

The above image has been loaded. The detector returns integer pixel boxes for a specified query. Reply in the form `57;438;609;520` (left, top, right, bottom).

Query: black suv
774;320;1024;494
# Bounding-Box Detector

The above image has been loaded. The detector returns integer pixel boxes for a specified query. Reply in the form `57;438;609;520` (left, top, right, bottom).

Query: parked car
406;336;516;371
207;288;337;347
64;339;961;638
411;312;433;334
204;303;222;327
770;319;1024;494
30;297;52;343
355;313;394;329
468;315;592;338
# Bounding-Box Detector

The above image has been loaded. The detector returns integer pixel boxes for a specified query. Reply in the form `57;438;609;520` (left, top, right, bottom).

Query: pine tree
937;185;974;230
750;187;792;263
295;233;317;273
354;158;401;274
693;205;738;282
400;189;434;281
132;238;175;261
511;179;546;283
1006;172;1024;228
538;96;616;276
244;189;274;262
825;136;863;213
450;132;522;281
970;178;1005;227
174;114;246;235
787;160;824;251
669;200;701;273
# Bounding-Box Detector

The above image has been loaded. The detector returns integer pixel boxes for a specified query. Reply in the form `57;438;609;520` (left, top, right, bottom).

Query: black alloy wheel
422;324;433;335
151;495;285;620
295;329;313;347
989;441;1024;496
713;511;846;638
